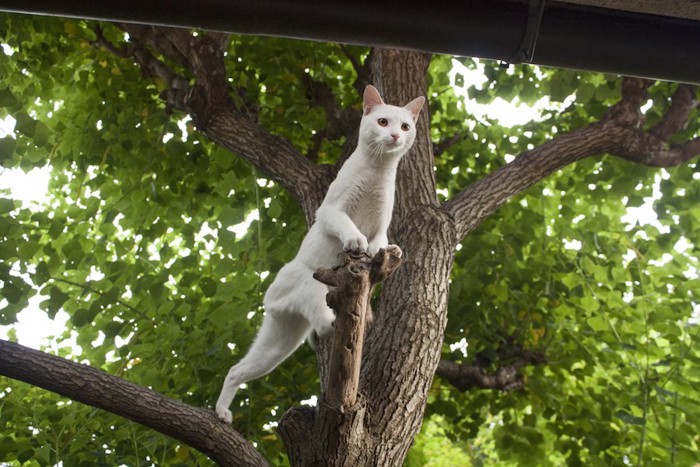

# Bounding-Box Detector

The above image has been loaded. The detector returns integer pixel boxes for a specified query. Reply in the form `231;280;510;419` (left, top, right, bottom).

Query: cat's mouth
385;140;402;149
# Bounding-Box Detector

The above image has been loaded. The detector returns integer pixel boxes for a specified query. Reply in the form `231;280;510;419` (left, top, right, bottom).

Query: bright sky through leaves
0;60;681;350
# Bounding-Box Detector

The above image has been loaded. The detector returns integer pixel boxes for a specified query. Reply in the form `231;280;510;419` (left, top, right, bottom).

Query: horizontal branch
443;119;617;239
0;339;268;467
436;349;546;392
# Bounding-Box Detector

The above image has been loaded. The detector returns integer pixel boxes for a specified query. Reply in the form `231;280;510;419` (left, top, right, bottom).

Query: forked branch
444;78;699;241
99;24;327;215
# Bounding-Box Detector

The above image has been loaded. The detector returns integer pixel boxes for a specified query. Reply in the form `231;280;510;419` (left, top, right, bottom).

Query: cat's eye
401;123;411;131
378;118;388;127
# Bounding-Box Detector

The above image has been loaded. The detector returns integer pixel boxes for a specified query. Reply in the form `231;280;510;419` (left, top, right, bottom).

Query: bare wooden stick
315;247;403;409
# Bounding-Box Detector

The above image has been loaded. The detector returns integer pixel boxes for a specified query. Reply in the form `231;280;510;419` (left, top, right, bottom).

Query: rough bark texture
278;248;404;466
2;23;699;467
0;339;268;467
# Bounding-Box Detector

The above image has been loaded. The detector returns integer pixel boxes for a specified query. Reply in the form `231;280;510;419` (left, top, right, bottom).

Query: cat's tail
215;312;310;423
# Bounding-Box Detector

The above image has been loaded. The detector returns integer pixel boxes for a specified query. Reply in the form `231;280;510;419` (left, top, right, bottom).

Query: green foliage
1;12;699;467
439;62;700;465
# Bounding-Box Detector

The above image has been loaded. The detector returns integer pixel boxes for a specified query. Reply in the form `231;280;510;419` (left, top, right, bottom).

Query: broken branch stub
314;247;403;409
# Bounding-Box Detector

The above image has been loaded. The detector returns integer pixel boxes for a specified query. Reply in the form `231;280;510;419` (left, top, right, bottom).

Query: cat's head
359;85;425;158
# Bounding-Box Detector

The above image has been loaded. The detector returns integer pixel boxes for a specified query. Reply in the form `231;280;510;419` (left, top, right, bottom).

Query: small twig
433;133;465;157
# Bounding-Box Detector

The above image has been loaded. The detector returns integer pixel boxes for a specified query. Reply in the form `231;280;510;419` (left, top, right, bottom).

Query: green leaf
0;197;16;213
199;277;218;297
71;307;97;327
218;205;244;227
17;240;40;260
33;121;51;146
14;112;37;138
0;87;18;107
0;136;18;163
586;314;608;332
580;294;599;312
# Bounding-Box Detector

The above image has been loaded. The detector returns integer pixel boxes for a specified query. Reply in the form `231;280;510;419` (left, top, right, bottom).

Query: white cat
215;85;425;423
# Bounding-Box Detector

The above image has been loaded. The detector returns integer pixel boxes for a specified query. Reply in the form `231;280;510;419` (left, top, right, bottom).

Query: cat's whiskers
368;139;385;166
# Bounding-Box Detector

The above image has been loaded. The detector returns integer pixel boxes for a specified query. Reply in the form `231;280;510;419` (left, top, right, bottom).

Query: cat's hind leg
294;271;336;338
215;312;311;423
266;261;336;338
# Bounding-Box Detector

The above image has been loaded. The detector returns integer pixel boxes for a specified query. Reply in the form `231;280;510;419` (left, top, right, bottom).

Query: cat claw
344;248;370;259
343;236;369;255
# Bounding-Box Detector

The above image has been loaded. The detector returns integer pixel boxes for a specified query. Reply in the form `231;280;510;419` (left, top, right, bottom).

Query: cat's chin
384;143;407;154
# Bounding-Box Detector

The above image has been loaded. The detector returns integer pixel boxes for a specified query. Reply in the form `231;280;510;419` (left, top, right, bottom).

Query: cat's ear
404;96;426;123
363;85;385;115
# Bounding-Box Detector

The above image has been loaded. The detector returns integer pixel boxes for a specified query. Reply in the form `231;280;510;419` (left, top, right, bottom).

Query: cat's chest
347;175;393;223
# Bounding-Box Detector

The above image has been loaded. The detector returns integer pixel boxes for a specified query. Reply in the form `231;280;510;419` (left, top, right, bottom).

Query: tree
1;13;699;466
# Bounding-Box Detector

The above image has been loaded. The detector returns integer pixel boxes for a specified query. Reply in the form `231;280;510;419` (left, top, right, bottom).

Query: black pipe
1;0;699;84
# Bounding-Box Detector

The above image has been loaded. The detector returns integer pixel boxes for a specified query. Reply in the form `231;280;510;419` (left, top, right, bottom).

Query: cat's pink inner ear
363;85;384;115
404;96;426;122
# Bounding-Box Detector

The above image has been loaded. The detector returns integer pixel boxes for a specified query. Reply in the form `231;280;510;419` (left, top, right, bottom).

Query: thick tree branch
0;339;268;467
443;118;618;239
107;24;328;214
650;85;697;140
444;78;699;241
436;348;546;392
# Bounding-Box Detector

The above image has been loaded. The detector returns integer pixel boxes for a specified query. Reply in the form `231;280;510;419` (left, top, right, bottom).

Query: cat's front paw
385;244;402;258
216;405;233;424
343;235;368;255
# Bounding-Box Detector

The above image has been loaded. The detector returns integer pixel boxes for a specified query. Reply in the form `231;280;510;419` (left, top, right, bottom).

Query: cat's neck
353;141;405;171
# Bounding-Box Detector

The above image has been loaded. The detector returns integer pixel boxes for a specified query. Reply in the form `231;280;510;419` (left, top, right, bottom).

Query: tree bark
444;77;700;240
0;339;268;467
277;248;403;466
16;24;700;467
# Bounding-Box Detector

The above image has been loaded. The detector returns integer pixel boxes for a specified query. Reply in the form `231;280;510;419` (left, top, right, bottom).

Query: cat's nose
391;133;399;142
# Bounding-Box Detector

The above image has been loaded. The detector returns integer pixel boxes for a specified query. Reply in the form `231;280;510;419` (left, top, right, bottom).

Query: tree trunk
278;49;456;466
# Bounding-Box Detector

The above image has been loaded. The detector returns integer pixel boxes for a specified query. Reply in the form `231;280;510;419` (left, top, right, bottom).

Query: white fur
215;85;424;423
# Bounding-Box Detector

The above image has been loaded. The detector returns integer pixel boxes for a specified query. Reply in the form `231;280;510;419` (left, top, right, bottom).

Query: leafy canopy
0;13;699;466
